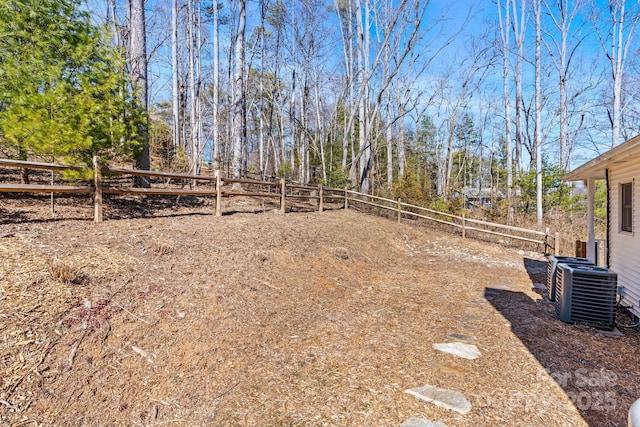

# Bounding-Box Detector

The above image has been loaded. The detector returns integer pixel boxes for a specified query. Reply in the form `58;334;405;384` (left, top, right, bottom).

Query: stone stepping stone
433;342;481;360
405;384;472;415
600;328;624;337
487;281;520;291
400;416;448;427
427;360;469;376
460;314;483;323
486;284;512;291
445;333;477;344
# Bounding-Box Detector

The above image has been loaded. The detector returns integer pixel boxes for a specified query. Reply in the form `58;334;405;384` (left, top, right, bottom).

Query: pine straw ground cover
1;200;639;426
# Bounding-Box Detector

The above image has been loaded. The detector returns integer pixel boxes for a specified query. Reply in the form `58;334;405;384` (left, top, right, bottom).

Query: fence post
319;184;323;212
545;227;550;255
344;186;349;209
93;156;103;223
215;170;222;217
462;213;466;238
554;232;560;256
280;178;286;213
50;170;55;215
397;198;402;223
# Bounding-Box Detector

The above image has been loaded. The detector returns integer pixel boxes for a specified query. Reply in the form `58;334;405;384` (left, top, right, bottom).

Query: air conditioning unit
555;264;617;330
546;256;593;302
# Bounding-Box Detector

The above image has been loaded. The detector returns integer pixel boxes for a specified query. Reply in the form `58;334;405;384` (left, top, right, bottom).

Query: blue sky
83;0;639;168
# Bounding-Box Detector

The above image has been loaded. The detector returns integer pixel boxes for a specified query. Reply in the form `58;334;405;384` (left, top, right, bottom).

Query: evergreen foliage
517;158;576;214
0;0;143;167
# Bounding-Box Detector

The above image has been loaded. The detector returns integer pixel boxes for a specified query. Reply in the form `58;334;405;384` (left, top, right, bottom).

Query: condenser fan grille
546;256;593;302
555;264;617;330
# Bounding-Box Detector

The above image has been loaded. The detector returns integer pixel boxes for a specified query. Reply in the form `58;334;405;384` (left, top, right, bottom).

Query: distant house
564;135;640;319
456;187;505;211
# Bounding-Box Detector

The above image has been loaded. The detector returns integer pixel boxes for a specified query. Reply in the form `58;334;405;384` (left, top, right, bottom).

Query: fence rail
103;166;219;181
0;183;93;194
342;189;559;255
0;158;85;172
0;157;558;254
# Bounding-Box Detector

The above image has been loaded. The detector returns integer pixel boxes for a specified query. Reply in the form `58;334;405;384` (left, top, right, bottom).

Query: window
621;182;633;233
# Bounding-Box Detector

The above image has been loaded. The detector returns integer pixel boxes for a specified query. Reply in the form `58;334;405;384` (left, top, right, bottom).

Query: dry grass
45;256;82;285
148;237;174;255
0;200;638;426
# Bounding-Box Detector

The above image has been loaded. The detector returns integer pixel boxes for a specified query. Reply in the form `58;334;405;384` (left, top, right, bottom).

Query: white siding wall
609;165;640;318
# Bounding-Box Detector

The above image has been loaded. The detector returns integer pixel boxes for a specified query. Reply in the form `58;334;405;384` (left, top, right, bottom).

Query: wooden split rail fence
0;157;559;254
343;190;560;256
0;157;346;221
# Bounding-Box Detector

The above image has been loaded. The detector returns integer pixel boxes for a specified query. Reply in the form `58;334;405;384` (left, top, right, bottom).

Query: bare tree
185;0;203;175
497;0;514;223
544;0;588;169
534;0;543;225
212;0;221;170
594;0;640;148
336;0;430;193
232;0;246;179
129;0;151;186
353;0;371;193
442;45;490;198
172;0;180;157
385;56;394;187
258;0;267;177
511;0;526;179
294;0;334;184
334;0;356;174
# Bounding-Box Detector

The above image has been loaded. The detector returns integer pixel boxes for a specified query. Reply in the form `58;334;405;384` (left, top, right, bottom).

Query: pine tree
0;0;144;169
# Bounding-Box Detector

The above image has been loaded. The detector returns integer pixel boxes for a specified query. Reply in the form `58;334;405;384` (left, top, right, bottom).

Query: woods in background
1;0;639;224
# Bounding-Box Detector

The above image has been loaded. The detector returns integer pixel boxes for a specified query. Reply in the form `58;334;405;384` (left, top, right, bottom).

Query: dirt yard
1;195;639;426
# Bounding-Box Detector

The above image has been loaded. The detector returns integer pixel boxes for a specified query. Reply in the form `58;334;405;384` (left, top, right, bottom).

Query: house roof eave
563;134;640;182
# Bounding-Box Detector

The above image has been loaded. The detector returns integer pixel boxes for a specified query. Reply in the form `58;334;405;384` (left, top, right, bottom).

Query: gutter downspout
606;169;611;268
587;176;597;264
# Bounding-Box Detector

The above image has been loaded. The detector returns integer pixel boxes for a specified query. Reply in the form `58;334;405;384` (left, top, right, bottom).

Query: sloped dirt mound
1;208;638;426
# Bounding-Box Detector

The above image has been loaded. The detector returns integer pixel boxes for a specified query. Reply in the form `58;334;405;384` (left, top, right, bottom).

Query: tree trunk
212;0;220;170
354;0;371;194
334;0;355;173
444;112;457;198
534;0;542;225
511;0;526;179
559;3;568;169
129;0;150;186
386;96;393;188
396;85;407;180
498;0;513;224
18;146;29;184
172;0;179;160
196;1;203;173
258;0;266;177
611;1;625;148
232;0;246;179
314;83;328;183
384;39;393;188
187;0;200;175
